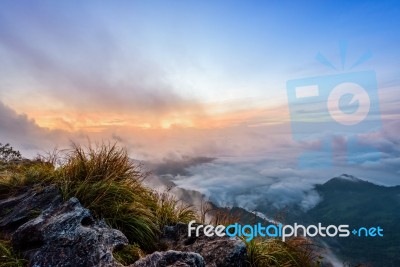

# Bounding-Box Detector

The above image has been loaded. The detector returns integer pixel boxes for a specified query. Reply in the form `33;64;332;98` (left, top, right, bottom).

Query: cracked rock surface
12;197;128;267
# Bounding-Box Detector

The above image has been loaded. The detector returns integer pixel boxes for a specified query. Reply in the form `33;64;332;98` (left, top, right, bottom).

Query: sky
0;1;400;208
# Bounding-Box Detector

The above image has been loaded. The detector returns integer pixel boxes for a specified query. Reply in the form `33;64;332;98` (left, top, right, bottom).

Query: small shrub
0;143;21;164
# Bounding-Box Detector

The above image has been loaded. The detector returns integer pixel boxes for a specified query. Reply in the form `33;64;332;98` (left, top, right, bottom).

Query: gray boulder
161;223;246;267
131;250;204;267
0;185;62;237
12;197;128;267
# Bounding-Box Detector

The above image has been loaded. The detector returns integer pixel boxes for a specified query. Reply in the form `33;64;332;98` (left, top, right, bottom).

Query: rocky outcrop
0;186;247;267
161;223;247;267
0;185;62;237
12;197;128;267
131;250;205;267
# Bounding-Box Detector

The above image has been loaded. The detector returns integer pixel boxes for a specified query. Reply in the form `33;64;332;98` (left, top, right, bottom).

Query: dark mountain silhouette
304;174;400;266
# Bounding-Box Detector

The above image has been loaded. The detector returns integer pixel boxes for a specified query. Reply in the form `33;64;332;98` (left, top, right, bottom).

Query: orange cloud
16;99;289;133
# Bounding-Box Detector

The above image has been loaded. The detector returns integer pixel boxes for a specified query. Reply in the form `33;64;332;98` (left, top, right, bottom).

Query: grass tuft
0;160;55;199
0;240;27;267
56;142;159;251
52;142;198;251
154;190;197;230
113;244;145;265
246;237;322;267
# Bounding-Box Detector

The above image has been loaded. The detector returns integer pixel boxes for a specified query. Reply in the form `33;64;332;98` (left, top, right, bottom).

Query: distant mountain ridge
326;173;365;183
319;173;397;190
211;174;400;266
304;174;400;266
